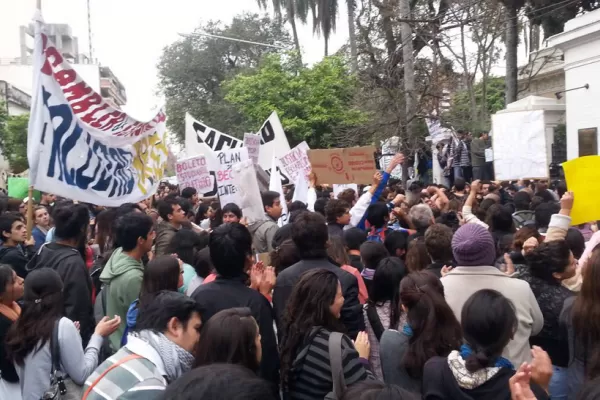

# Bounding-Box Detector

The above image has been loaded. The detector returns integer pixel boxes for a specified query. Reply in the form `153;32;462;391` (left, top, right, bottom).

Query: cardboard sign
279;142;311;183
308;146;377;184
243;133;261;165
176;155;212;193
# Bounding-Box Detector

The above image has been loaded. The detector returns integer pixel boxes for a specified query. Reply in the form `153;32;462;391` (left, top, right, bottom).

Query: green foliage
224;54;367;148
527;0;600;38
446;77;505;132
157;13;293;142
0;105;29;173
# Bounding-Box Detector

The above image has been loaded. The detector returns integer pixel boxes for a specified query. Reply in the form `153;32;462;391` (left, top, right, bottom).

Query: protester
522;240;576;399
161;364;277;400
194;307;262;374
471;131;489;180
155;197;187;257
422;289;552;400
279;269;372;398
380;271;462;393
269;239;300;276
186;247;214;295
405;236;429;273
0;214;35;278
39;193;56;214
359;241;389;297
6;268;120;400
513;191;535;229
249;191;282;253
274;212;364;339
344;227;367;272
384;230;409;260
26;203;97;345
325;199;351;238
100;212;155;352
364;257;407;379
424;223;454;278
342;380;420;400
560;246;600;399
195;203;211;230
442;223;543;366
0;265;24;399
31;206;50;250
536;202;561;238
222;203;244;224
121;255;183;346
180;187;199;213
191;223;279;387
167;229;208;294
83;291;201;399
327;236;369;304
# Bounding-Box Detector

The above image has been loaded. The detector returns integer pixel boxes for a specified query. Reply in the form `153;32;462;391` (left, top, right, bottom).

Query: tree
499;0;526;105
528;0;600;38
0;107;29;174
256;0;308;63
224;54;367;148
157;13;293;142
446;77;506;132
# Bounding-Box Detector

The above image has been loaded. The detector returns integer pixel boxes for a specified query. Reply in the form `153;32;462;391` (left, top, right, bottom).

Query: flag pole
26;186;34;239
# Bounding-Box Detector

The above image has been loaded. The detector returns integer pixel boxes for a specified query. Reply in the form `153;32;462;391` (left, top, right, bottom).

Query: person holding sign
471;131;490;181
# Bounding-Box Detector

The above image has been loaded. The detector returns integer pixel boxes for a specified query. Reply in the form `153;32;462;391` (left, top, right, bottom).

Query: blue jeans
454;166;463;180
549;365;568;400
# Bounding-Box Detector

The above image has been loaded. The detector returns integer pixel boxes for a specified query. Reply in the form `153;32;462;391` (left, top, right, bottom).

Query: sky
0;0;349;121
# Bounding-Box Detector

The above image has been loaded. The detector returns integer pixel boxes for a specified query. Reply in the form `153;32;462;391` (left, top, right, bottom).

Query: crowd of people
0;152;599;400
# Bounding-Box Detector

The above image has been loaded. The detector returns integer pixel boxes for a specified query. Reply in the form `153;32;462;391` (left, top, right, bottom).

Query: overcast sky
0;0;349;120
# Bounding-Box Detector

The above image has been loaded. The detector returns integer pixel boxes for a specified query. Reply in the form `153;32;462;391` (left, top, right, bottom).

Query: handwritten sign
563;156;600;225
279;142;311;183
308;146;376;184
216;147;249;208
243;133;261;165
176;155;212;193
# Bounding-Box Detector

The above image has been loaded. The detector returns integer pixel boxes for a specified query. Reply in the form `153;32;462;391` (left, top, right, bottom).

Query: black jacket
273;258;364;341
0;313;18;383
28;243;95;346
191;275;280;391
423;356;549;400
0;244;35;278
327;223;344;238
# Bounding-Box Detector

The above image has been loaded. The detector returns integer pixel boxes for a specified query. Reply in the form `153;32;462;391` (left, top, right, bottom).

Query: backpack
367;227;387;244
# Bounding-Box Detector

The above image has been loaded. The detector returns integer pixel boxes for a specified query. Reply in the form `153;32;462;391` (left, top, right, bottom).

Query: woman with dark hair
521;241;575;399
364;257;408;380
6;269;119;400
423;289;551;400
341;380;419;400
380;271;462;393
167;229;209;294
279;269;372;399
195;203;210;229
194;307;262;372
222;203;243;224
269;239;301;275
93;208;118;254
121;255;183;346
0;265;24;398
327;236;368;304
486;204;516;258
561;246;600;399
405;237;429;273
209;201;223;230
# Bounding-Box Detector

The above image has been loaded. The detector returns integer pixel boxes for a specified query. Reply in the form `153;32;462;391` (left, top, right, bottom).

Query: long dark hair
167;229;209;265
368;257;407;330
279;269;344;391
461;289;517;373
405;237;429;273
95;208;117;253
140;256;180;307
194;307;260;372
0;264;15;299
6;269;64;365
400;272;462;378
573;247;600;379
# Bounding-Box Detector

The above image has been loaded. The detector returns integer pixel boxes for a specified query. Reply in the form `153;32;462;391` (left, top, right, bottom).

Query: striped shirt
285;328;372;400
83;348;166;400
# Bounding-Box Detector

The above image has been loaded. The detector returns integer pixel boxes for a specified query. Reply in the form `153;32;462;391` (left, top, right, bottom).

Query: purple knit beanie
452;224;496;267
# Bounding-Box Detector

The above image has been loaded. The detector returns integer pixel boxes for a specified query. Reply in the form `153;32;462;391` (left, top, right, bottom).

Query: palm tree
311;0;338;56
256;0;307;63
499;0;525;104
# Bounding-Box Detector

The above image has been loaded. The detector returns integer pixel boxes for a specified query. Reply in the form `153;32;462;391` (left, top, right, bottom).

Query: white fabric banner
269;156;289;227
492;110;548;180
27;15;168;206
292;173;309;205
232;159;265;224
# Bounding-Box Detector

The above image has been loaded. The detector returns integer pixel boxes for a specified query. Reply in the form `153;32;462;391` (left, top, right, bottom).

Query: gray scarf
135;330;195;382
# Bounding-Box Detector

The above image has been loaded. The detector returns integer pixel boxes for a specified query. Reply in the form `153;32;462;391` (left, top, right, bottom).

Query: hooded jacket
0;244;35;278
100;248;144;351
248;216;279;253
28;243;95;345
423;353;549;400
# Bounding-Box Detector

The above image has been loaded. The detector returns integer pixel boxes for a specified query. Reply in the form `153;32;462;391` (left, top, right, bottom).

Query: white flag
269;156;289;227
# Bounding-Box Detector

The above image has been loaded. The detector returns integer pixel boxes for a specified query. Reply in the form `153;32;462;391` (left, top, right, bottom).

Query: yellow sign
563;156;600;225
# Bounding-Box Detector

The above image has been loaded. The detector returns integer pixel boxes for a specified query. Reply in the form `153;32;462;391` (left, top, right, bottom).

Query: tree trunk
505;4;519;105
289;17;303;65
399;0;415;187
324;36;329;57
347;0;358;73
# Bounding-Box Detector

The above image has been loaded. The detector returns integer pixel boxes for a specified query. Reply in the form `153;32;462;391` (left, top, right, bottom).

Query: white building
548;9;600;160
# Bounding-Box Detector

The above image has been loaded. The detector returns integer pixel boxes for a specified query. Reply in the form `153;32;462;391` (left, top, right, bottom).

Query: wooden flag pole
26;186;34;239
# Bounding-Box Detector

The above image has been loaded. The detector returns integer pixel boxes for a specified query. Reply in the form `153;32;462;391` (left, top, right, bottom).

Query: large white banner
27;15;167;206
492;110;548;180
185;112;292;185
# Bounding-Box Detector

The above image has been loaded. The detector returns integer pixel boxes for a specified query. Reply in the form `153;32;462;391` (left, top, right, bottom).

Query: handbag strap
50;319;61;375
82;354;143;400
328;332;347;399
366;304;385;342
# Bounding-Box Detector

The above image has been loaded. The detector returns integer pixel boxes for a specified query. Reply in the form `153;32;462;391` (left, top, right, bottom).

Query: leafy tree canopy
157;12;293;142
224;54;367;148
446;77;505;132
0;105;29;174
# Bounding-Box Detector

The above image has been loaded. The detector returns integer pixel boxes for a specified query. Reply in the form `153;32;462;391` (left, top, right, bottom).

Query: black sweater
0;313;18;383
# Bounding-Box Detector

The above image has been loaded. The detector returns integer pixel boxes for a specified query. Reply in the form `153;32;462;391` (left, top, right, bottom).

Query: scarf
0;301;21;322
135;330;195;382
459;344;514;370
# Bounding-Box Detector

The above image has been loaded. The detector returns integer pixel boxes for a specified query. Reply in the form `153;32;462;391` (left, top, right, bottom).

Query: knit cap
451;224;496;267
